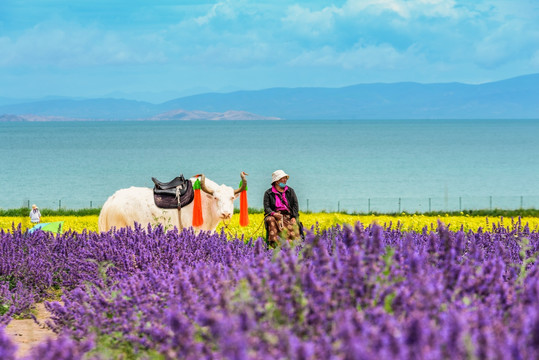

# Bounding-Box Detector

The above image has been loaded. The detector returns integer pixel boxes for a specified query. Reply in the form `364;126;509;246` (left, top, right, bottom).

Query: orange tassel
239;189;249;227
192;179;204;227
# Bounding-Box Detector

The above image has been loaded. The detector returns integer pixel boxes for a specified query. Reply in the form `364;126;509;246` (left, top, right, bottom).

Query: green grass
327;208;539;217
1;207;538;217
0;207;101;216
418;208;539;217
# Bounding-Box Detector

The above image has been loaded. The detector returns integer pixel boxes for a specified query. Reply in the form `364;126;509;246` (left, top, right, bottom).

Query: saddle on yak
152;174;194;209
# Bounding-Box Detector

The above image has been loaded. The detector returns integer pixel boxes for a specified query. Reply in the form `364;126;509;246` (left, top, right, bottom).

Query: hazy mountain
101;88;214;104
0;114;84;122
0;110;279;122
0;97;26;106
148;109;279;121
158;74;539;119
0;95;88;107
1;73;538;120
0;98;157;119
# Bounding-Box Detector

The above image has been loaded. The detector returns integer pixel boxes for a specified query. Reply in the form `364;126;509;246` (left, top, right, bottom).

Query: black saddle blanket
152;175;194;209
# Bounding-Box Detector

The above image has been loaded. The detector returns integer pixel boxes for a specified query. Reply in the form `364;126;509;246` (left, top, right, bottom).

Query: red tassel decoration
192;178;204;227
239;180;249;227
239;189;249;227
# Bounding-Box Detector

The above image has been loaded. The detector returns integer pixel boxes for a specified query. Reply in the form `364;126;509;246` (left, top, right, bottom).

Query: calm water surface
1;119;538;212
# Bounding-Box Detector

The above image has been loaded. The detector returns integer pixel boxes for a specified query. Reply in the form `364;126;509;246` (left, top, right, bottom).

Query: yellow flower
1;213;538;237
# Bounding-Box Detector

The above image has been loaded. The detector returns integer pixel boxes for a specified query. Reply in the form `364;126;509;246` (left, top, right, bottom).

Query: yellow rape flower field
1;213;538;237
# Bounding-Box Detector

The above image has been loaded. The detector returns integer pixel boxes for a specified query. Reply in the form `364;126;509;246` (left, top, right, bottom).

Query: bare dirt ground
4;303;56;358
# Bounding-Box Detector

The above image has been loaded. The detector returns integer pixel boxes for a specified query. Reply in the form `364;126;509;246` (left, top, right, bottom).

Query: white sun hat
271;170;289;184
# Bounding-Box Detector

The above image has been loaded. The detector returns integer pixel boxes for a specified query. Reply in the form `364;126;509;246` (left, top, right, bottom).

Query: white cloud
181;38;276;67
277;0;539;74
282;4;341;37
344;0;408;17
288;42;424;70
2;0;539;95
194;0;238;25
343;0;463;19
474;19;539;68
0;22;167;67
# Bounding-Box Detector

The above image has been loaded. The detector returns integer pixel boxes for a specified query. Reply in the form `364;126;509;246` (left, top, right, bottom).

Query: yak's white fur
98;177;238;232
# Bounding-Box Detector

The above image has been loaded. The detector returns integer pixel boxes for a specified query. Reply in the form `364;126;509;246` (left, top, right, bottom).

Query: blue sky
1;0;538;102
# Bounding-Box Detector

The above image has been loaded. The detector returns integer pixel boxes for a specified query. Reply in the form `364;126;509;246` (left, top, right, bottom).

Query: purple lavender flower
1;220;539;358
0;327;17;360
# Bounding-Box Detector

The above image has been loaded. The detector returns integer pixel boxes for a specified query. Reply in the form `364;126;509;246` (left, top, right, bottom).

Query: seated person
263;170;302;247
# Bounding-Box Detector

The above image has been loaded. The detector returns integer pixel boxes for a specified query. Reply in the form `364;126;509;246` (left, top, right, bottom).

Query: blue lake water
1;119;538;212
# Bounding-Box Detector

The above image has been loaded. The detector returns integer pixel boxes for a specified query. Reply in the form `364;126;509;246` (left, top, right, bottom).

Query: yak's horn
234;172;248;195
199;174;214;195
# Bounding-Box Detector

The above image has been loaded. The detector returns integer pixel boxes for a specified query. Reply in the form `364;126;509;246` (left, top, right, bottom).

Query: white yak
98;173;247;232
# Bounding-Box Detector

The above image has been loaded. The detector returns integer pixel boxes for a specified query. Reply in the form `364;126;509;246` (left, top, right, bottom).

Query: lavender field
1;220;539;359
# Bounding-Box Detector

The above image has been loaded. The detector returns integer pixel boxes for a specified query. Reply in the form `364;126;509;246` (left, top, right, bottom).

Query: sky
1;0;539;103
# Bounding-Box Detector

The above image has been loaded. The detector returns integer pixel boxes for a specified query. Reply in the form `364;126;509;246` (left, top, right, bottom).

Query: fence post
368;198;371;213
306;199;309;212
59;200;61;210
459;197;462;211
398;198;401;213
90;201;93;209
27;200;30;209
520;196;523;209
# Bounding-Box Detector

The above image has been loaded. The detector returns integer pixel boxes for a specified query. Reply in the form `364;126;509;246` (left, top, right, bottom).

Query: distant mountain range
1;73;538;120
0;109;279;122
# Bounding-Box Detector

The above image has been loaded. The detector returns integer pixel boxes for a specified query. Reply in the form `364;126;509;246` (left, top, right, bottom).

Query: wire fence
9;199;106;211
5;195;539;213
304;195;539;213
